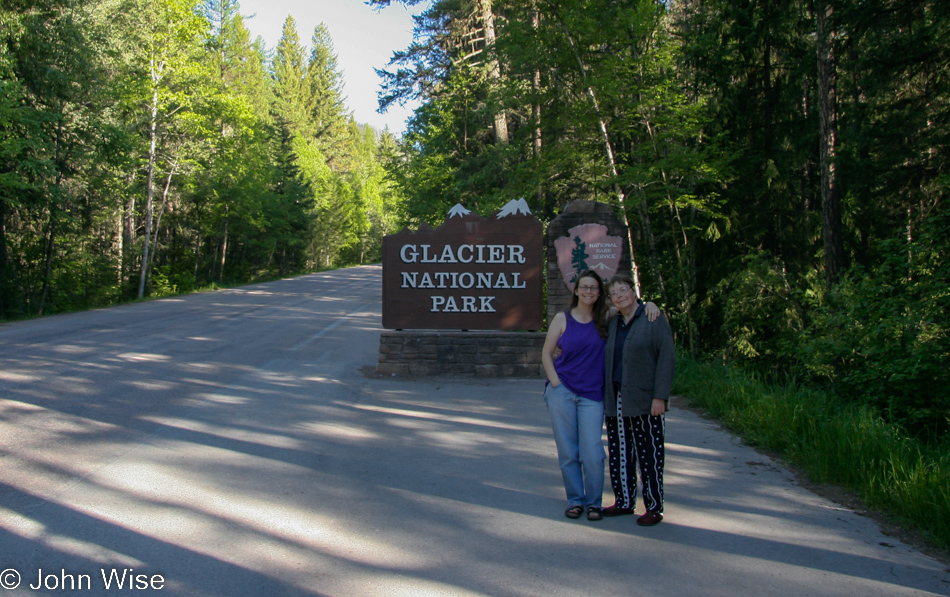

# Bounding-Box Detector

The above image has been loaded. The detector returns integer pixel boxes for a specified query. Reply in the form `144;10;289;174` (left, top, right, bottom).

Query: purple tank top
553;310;605;401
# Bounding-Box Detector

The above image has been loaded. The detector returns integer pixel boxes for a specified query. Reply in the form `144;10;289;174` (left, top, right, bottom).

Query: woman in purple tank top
541;270;610;521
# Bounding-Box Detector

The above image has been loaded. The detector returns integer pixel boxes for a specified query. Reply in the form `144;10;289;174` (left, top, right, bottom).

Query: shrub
800;210;950;441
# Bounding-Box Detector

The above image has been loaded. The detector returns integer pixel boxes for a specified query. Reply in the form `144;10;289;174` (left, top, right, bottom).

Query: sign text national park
382;201;543;330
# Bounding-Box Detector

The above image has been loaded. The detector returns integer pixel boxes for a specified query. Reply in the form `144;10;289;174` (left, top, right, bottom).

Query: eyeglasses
609;285;632;298
577;285;600;292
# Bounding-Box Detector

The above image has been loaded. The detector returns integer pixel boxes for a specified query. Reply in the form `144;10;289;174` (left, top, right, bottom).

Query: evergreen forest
1;0;404;316
2;0;948;444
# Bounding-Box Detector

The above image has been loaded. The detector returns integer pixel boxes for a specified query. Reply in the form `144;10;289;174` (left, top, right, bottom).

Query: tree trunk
40;116;68;314
116;205;124;286
817;1;845;289
138;83;159;299
38;210;56;315
147;157;178;277
193;233;202;280
669;201;698;354
531;2;543;209
0;199;7;317
640;117;670;304
556;15;642;293
219;203;229;281
124;173;135;287
479;0;508;145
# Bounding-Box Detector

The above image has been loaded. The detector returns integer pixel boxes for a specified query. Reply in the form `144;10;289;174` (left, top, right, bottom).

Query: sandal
565;505;584;519
587;506;603;521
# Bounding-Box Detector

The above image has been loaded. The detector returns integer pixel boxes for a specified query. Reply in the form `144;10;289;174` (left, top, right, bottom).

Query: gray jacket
602;311;676;417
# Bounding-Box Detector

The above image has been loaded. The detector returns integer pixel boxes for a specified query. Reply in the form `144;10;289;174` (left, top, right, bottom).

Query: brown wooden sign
382;201;544;330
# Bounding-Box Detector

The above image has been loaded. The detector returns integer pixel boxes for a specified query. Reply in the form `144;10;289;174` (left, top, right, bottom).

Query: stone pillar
545;201;631;325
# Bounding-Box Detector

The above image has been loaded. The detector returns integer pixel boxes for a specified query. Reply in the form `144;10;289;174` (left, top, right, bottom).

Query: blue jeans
543;383;606;508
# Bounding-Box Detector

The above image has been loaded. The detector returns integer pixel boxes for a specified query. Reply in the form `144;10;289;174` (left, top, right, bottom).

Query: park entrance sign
382;200;543;330
553;222;624;292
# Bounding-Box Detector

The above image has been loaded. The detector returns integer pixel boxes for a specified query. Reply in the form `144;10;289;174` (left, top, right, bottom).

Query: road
0;264;947;596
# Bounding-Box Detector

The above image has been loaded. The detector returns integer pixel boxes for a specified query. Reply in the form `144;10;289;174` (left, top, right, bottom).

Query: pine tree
305;23;348;163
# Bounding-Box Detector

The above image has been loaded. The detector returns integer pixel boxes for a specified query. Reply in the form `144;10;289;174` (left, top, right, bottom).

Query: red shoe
602;504;635;517
636;510;663;526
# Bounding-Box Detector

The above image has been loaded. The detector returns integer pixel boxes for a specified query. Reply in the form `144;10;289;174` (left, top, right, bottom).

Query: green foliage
305;23;348;157
700;208;949;442
272;15;309;136
0;47;48;205
0;0;395;318
707;250;818;366
640;0;950;447
675;357;950;551
0;0;126;316
388;82;476;227
799;209;950;440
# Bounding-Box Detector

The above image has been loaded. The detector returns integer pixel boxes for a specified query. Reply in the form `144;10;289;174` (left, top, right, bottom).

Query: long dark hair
571;270;609;338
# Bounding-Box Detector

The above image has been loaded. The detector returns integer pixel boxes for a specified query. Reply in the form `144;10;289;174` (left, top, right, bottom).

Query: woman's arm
650;314;676;411
541;312;567;386
606;302;659;321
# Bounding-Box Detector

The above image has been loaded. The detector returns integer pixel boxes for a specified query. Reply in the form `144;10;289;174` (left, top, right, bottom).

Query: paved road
0;265;947;596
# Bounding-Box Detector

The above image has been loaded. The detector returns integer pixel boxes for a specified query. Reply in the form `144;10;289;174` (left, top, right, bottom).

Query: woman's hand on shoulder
644;301;660;322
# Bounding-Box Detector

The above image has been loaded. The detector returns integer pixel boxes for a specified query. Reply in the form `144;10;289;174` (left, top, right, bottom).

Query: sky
237;0;425;135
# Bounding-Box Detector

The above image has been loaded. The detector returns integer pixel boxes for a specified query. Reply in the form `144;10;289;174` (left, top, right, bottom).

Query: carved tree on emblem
570;236;590;281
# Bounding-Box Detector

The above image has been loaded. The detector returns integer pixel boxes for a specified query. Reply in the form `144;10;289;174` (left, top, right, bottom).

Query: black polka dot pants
605;394;665;513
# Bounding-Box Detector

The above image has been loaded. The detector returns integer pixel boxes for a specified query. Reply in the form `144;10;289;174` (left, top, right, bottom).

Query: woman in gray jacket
601;274;676;526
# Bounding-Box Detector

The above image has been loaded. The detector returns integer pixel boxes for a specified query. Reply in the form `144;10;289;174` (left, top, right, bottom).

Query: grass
673;357;950;552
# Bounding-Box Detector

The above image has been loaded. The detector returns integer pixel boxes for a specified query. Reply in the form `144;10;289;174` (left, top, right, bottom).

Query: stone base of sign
376;331;545;378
